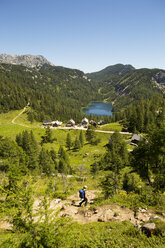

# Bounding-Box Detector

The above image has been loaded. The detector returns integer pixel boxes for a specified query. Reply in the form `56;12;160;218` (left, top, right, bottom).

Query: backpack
79;189;85;199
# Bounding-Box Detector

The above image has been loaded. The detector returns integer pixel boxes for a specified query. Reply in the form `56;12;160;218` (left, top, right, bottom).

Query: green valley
0;57;165;247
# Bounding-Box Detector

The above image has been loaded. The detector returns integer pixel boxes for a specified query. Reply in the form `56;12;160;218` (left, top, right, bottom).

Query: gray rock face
152;71;165;90
0;54;54;68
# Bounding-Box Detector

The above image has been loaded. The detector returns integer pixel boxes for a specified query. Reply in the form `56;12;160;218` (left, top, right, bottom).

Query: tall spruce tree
74;136;81;150
39;148;55;176
86;126;96;144
79;130;84;147
66;133;72;150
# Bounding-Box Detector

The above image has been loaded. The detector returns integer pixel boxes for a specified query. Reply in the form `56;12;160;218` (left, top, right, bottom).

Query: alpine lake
82;102;113;116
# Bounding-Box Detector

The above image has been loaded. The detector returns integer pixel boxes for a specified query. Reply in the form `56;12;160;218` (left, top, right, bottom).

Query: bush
52;191;68;200
122;171;143;193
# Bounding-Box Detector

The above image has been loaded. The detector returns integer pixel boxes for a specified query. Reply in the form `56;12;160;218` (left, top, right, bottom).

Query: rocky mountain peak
0;54;54;68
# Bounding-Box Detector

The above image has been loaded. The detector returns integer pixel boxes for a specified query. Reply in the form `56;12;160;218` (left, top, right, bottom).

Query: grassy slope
0;109;111;170
97;123;122;132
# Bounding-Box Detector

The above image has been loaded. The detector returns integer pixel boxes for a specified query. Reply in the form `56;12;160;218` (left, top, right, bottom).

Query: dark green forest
0;63;104;122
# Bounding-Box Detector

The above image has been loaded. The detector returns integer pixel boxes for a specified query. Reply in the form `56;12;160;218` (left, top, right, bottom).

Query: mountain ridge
0;54;54;68
86;64;135;81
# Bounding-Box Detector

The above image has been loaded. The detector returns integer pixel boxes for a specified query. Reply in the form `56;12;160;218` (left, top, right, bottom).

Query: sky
0;0;165;72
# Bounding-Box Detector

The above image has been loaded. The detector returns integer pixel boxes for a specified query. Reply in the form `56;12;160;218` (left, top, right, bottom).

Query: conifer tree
74;136;81;150
41;126;53;145
79;130;84;147
16;133;22;147
86;126;96;144
66;133;72;150
49;148;56;161
39;148;55;176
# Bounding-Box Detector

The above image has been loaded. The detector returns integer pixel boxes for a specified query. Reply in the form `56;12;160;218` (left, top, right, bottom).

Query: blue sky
0;0;165;72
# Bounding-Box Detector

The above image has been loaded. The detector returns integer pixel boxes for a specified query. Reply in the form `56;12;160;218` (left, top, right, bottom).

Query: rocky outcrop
0;54;53;68
152;71;165;91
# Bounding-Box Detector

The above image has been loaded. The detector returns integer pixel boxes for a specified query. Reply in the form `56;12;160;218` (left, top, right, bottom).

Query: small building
98;120;104;125
52;120;62;127
90;120;97;127
66;119;75;127
82;118;88;125
131;134;142;144
43;120;52;126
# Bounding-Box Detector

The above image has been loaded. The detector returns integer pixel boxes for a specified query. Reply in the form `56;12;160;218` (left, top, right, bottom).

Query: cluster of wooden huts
43;118;104;128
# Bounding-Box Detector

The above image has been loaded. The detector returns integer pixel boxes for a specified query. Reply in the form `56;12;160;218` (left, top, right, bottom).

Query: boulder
149;215;161;221
142;223;156;237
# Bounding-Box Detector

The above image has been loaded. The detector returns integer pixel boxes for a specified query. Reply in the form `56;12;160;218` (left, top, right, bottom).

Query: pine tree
74;136;81;150
58;146;70;174
86;126;96;144
49;148;57;170
79;130;84;147
28;131;38;170
49;148;56;161
16;133;22;147
39;148;55;176
41;126;53;145
66;133;72;150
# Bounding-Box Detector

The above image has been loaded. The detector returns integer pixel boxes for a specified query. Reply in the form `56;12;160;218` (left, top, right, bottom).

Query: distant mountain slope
99;68;165;110
0;63;103;122
0;55;165;121
0;54;53;68
86;64;135;81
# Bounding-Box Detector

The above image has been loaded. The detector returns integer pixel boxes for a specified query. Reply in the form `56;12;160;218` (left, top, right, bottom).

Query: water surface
82;102;113;116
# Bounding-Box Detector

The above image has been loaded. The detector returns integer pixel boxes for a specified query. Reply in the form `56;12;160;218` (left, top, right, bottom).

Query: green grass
0;109;41;139
0;109;110;171
1;220;165;248
97;122;123;132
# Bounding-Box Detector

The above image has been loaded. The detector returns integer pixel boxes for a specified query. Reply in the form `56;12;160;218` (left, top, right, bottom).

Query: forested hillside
86;63;135;81
0;63;103;122
95;68;165;110
0;59;165;124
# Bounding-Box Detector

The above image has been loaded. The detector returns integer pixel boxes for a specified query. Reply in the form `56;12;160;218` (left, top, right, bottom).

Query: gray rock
142;223;156;236
143;223;156;230
0;54;53;68
149;215;161;221
141;208;147;213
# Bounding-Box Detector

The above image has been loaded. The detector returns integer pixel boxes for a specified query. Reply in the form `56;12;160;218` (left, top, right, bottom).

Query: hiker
79;185;88;207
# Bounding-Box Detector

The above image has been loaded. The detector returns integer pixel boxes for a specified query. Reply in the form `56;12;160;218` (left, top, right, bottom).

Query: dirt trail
52;126;132;135
33;190;165;225
1;190;165;230
11;103;29;127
